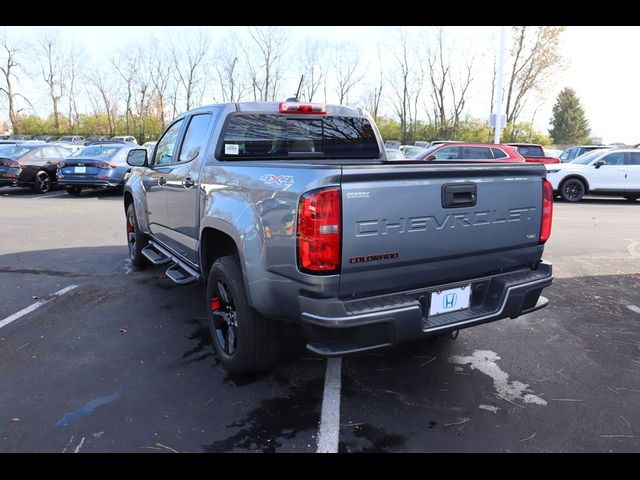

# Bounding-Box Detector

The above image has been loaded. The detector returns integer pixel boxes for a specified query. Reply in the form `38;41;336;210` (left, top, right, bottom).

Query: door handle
157;176;166;186
182;177;195;189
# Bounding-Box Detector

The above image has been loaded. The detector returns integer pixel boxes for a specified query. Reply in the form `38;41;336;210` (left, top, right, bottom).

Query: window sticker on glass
225;144;239;155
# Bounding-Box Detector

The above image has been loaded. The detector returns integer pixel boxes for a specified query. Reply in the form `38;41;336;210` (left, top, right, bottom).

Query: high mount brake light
279;102;326;114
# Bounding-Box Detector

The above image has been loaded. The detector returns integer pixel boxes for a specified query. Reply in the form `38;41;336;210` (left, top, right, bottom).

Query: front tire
32;171;51;194
624;195;639;202
560;178;585;202
206;255;280;374
126;202;148;267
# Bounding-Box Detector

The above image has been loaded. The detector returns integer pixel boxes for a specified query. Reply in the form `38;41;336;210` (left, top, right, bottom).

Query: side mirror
594;159;605;168
127;148;148;167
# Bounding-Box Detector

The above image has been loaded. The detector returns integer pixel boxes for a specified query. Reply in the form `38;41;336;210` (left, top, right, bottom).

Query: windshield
571;149;610;164
411;144;440;159
72;146;121;158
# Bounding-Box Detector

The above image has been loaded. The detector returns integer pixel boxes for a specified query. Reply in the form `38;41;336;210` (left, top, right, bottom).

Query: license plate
429;285;471;316
74;166;86;173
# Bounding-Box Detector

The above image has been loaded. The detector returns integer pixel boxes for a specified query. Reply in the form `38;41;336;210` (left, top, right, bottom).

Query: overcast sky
3;26;637;144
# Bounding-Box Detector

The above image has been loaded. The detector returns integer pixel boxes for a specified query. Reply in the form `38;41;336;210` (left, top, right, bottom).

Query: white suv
546;148;640;202
111;136;138;144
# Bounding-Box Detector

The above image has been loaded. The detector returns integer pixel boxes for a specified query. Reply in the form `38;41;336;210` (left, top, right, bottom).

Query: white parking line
627;305;640;314
0;285;78;329
316;357;342;453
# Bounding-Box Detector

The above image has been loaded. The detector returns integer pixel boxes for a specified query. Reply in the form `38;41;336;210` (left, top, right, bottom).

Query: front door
164;112;217;263
143;118;185;246
587;151;627;191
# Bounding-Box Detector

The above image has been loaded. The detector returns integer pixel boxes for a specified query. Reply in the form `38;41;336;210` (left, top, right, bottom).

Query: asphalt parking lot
1;186;639;452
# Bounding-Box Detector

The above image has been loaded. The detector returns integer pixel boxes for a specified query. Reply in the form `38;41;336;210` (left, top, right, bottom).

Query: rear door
462;146;493;160
625;151;640;193
339;163;546;297
587;151;627;191
144;118;186;246
164;110;219;263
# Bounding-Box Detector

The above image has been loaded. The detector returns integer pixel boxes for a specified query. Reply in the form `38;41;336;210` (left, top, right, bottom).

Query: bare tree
214;32;250;103
361;49;385;121
297;38;328;102
111;50;137;134
149;41;172;128
66;43;83;130
245;26;289;101
170;30;210;112
333;42;363;105
0;31;31;129
38;31;67;133
503;26;564;125
88;70;118;136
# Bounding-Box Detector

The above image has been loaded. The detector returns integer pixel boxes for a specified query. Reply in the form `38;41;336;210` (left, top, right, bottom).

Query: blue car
57;143;137;196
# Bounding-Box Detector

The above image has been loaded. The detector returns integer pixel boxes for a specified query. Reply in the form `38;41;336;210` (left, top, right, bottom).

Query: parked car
84;136;112;145
57;135;85;144
57;143;138;195
545;148;640;202
410;142;524;162
559;145;611;162
34;135;56;143
8;135;33;141
413;141;430;148
123;100;553;374
385;148;405;160
0;143;72;193
142;141;157;155
428;140;463;148
506;143;560;164
384;140;401;150
111;135;138;144
399;145;425;158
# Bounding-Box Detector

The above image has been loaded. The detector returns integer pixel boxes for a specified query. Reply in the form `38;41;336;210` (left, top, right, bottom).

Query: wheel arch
559;174;590;193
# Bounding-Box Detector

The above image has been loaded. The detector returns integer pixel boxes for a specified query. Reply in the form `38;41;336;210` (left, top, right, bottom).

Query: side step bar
141;241;200;285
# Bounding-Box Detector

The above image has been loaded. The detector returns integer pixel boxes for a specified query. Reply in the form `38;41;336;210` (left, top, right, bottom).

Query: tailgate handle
442;183;477;208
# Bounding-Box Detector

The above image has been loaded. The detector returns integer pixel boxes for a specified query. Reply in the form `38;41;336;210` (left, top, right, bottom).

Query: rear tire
560;178;585;202
65;186;83;196
32;171;51;194
206;255;280;374
126;202;148;267
624;195;639;202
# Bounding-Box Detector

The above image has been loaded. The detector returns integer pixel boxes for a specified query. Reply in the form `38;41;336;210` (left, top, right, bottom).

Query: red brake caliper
211;297;221;311
127;220;134;233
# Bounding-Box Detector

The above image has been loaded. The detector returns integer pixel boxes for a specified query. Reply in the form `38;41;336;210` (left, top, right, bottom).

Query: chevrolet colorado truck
123;101;554;374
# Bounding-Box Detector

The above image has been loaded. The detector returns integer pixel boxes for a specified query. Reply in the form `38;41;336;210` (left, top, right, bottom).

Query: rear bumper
58;179;121;188
300;261;553;356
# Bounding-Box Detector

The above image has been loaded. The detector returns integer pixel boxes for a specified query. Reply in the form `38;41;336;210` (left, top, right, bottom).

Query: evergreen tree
549;87;591;144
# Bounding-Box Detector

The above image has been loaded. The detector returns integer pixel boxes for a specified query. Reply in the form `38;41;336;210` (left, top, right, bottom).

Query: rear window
220;114;380;159
514;145;544;156
73;146;121;158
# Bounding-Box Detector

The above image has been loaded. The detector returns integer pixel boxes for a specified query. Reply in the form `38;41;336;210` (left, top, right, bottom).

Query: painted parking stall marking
316;358;342;453
0;285;78;329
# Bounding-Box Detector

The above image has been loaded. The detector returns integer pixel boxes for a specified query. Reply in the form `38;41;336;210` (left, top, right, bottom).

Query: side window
153;119;184;166
463;147;492;159
42;147;60;157
56;147;71;157
491;148;508;159
178;114;212;162
601;152;625;166
626;152;640;165
434;146;461;160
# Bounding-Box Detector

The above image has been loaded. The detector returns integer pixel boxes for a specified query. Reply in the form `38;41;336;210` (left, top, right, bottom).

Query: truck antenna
295;75;304;101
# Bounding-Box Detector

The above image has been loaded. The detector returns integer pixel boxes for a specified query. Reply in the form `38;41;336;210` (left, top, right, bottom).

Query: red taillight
0;159;18;167
297;188;341;273
280;102;326;114
96;162;117;169
540;179;553;243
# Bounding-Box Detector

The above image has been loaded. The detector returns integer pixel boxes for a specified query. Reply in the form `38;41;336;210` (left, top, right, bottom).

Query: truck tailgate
339;163;547;298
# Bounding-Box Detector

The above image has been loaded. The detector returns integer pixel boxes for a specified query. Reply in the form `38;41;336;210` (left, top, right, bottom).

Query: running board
165;263;199;285
141;244;173;265
143;241;200;285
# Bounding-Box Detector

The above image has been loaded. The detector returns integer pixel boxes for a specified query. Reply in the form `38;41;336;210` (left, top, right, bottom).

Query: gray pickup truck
123;100;554;374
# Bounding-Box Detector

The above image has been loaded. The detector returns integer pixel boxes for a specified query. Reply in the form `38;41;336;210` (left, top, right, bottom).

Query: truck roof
184;101;363;118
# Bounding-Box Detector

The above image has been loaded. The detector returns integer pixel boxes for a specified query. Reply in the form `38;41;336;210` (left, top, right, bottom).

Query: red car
505;143;560;164
410;142;525;162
